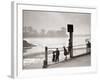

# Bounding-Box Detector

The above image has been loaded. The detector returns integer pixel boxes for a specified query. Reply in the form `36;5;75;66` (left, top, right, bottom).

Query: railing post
70;32;73;58
67;24;74;58
43;46;48;68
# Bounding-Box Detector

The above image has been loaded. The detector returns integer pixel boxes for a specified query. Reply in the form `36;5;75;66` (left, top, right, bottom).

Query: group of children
52;46;69;62
52;40;91;63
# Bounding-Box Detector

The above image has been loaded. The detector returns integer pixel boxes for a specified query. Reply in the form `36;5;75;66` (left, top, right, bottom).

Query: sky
23;10;91;35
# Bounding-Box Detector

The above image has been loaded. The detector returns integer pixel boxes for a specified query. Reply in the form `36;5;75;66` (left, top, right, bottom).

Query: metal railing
43;44;91;68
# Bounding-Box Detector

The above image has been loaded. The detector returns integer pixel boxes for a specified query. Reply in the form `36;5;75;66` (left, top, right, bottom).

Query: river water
23;36;90;69
23;36;90;54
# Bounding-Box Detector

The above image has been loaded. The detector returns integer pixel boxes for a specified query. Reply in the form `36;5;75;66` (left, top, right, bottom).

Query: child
63;46;68;61
52;51;56;62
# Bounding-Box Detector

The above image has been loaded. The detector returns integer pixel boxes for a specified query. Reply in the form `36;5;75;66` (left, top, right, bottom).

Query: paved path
48;54;91;68
24;54;90;69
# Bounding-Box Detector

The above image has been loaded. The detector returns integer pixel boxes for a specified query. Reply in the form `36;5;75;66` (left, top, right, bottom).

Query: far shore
23;52;45;59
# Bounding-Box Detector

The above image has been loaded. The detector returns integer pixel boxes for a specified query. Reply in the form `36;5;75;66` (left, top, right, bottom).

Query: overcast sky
23;10;91;35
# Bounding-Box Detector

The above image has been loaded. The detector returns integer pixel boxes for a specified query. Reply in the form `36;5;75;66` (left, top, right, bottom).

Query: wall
0;0;99;80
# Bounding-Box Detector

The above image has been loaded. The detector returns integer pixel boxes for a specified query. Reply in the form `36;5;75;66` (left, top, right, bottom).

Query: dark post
45;46;48;65
67;24;73;58
70;32;73;58
43;46;48;68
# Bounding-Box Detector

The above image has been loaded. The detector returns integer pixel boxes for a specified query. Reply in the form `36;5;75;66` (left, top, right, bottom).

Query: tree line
23;26;67;38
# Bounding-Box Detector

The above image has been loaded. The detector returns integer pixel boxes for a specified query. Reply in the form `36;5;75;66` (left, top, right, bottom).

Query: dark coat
64;48;68;56
52;51;56;62
56;50;60;56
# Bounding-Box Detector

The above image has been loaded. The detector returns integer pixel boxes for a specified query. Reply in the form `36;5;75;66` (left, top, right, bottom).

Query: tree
40;29;45;37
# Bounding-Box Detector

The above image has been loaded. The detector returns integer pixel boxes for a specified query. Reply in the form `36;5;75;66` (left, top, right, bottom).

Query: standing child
52;51;56;62
55;48;60;62
63;46;68;61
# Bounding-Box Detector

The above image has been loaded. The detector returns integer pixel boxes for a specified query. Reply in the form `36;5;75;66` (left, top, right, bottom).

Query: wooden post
43;46;48;68
67;24;74;58
45;46;48;65
70;32;73;58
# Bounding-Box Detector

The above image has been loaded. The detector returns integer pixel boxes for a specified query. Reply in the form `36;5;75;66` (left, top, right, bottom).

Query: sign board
67;24;73;32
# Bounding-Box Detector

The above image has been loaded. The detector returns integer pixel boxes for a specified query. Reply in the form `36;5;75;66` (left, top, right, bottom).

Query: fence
43;44;91;68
